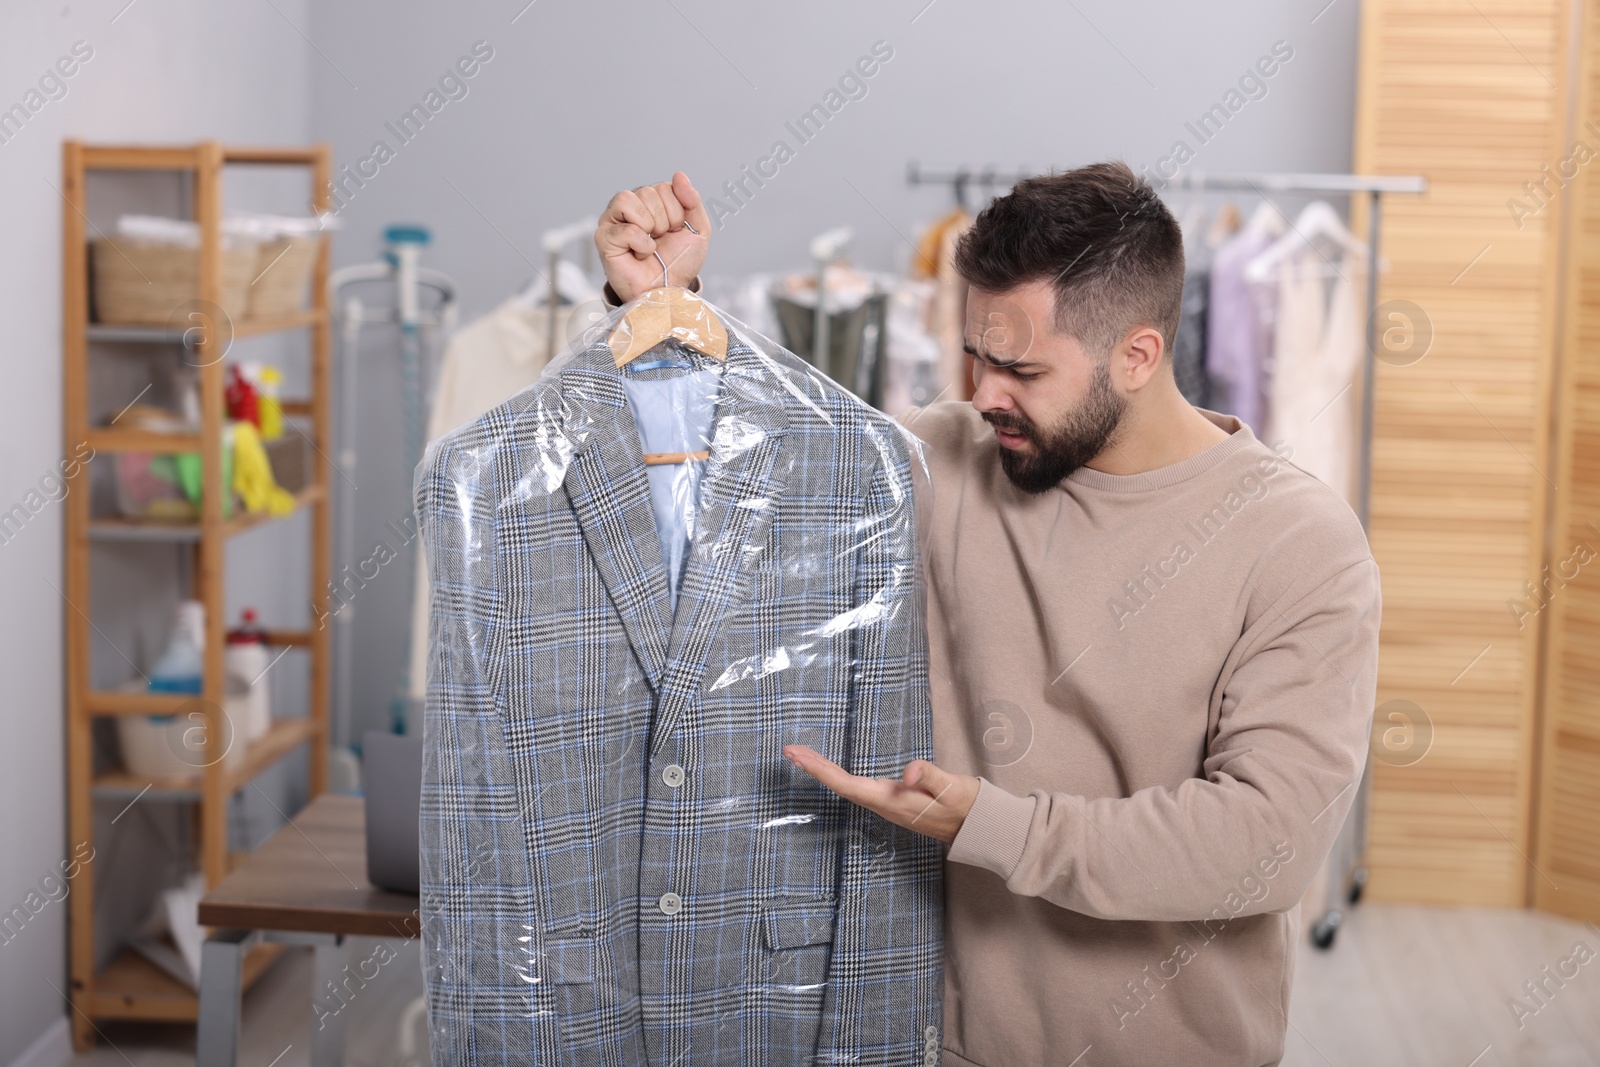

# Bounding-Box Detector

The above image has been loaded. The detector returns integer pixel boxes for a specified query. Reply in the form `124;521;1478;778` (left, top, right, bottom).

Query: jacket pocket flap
761;902;836;951
538;936;596;985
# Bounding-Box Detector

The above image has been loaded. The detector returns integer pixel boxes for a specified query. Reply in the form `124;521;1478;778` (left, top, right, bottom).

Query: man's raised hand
595;172;710;303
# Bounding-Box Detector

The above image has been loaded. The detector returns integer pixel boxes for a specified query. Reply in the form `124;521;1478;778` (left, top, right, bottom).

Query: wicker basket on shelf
244;235;318;320
90;238;255;326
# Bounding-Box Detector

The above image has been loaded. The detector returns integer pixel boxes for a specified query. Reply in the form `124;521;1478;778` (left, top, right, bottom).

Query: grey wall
0;2;311;1062
309;0;1360;287
308;0;1362;745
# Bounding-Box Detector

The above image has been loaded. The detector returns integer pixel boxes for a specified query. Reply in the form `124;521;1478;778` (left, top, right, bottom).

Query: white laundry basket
114;684;251;779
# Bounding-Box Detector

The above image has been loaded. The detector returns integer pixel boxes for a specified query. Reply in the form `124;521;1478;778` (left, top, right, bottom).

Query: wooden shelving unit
60;140;334;1049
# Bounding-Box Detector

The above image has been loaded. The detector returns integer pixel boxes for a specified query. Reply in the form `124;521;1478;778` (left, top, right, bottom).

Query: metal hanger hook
651;218;699;288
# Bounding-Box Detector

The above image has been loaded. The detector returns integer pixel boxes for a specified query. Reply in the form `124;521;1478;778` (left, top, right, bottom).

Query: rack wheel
1348;867;1368;905
1311;909;1342;950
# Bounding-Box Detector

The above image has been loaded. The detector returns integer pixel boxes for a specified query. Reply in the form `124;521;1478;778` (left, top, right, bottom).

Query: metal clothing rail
906;162;1029;211
1157;171;1427;195
909;162;1428;197
908;163;1429;948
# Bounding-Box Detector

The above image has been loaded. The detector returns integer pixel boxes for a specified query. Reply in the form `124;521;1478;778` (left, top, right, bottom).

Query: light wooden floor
1282;905;1600;1067
65;937;428;1067
59;906;1600;1066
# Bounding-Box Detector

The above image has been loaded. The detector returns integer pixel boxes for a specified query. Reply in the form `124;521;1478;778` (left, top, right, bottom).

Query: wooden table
195;794;420;1067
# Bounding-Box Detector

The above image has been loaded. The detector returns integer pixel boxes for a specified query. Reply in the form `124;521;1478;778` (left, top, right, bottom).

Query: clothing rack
1153;170;1426;534
906;162;1026;211
909;163;1429;948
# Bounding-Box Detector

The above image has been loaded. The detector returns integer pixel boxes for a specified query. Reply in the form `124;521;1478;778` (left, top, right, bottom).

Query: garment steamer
327;226;457;786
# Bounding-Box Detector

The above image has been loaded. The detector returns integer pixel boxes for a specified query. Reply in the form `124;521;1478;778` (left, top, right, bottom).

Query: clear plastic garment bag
414;281;944;1066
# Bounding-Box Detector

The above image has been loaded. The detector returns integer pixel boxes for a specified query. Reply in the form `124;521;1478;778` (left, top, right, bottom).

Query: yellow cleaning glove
232;420;296;516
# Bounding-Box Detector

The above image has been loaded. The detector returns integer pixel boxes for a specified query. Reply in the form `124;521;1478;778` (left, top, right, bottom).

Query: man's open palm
783;745;980;844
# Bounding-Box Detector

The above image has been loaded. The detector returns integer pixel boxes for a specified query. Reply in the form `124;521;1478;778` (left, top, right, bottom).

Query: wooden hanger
607;235;729;367
611;233;721;466
642;450;708;466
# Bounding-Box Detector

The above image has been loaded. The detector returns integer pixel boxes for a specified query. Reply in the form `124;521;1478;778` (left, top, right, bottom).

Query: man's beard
983;361;1127;494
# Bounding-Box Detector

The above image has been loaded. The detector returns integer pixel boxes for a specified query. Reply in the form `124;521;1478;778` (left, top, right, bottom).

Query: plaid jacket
415;329;943;1066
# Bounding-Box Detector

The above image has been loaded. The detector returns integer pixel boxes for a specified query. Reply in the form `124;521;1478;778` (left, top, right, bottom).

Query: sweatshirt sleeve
946;556;1381;923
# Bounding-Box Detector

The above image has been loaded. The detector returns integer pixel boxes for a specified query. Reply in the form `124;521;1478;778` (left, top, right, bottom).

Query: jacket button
658;892;683;916
662;764;685;787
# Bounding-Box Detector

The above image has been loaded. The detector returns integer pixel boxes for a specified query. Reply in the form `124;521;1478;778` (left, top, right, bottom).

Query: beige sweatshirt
904;402;1380;1067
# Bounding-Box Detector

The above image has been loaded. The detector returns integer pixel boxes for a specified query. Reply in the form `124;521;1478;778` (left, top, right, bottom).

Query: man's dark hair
953;160;1185;358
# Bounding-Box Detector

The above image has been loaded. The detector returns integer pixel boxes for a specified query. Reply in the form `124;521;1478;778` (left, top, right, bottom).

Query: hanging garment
414;306;943;1067
881;277;943;417
928;215;972;402
1265;250;1363;504
428;297;582;439
1171;269;1210;407
1206;201;1243;249
912;207;969;280
406;298;584;704
1206;226;1280;435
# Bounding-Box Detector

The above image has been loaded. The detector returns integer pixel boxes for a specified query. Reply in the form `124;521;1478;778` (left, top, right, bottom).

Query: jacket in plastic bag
414;287;944;1066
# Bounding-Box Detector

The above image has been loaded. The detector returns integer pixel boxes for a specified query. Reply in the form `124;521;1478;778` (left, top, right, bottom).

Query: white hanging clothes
1265;250;1363;505
427;298;581;440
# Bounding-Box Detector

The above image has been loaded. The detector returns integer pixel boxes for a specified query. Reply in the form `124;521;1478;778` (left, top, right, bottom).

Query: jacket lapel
560;353;673;693
651;339;791;752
